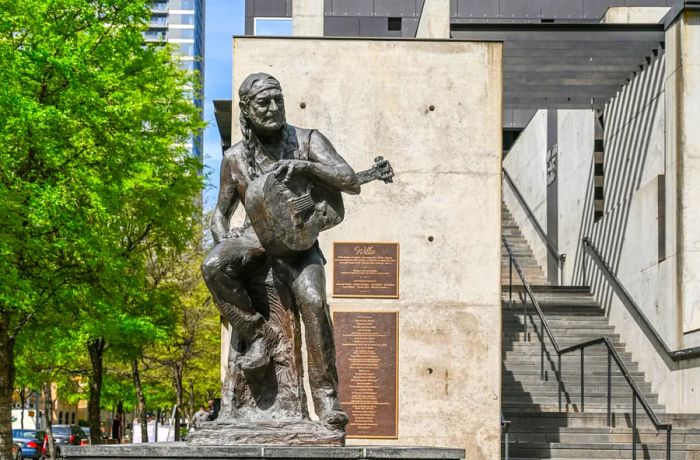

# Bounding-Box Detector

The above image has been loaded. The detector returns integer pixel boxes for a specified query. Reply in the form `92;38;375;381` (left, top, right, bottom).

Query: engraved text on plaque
334;311;398;438
333;242;399;298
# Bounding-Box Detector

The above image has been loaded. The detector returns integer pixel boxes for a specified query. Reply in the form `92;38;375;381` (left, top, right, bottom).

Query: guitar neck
356;168;379;185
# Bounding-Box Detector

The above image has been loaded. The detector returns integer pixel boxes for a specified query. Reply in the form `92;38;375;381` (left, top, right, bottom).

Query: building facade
146;0;206;162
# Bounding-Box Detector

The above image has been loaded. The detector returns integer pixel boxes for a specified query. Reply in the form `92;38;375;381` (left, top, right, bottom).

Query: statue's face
246;88;285;134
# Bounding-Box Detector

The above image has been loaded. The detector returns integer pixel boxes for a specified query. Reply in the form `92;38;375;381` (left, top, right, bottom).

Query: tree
0;0;203;457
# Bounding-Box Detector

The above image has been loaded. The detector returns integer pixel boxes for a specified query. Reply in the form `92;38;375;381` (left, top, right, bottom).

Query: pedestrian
193;406;209;429
112;414;122;443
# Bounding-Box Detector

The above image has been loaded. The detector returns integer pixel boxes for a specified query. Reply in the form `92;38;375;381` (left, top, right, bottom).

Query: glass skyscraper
146;0;205;162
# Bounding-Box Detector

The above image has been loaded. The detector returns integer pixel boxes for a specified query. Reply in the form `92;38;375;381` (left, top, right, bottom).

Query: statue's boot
238;335;270;372
313;387;349;430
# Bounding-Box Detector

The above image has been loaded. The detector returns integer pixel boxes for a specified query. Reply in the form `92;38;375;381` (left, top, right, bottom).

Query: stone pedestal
61;444;465;460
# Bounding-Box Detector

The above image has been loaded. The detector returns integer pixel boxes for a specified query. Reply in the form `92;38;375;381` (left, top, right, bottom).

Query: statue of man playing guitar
201;73;393;435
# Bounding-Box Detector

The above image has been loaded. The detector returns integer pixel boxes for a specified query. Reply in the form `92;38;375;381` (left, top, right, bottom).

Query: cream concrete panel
678;12;700;334
232;37;503;459
292;0;324;36
502;110;548;271
600;7;670;24
556;110;593;284
416;0;450;39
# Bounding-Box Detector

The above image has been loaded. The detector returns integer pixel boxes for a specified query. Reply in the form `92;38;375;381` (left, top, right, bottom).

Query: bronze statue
191;73;392;446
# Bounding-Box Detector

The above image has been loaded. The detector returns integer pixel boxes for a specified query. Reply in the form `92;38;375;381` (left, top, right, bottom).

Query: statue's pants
201;226;342;418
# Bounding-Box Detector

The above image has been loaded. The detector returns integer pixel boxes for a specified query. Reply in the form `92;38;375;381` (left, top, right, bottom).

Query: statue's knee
299;291;325;314
201;253;222;283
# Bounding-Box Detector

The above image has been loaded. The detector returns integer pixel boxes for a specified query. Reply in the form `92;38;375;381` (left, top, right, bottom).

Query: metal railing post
607;348;612;426
559;254;566;286
509;259;513;310
580;348;585;412
666;426;672;460
582;244;588;286
558;354;562;412
541;318;545;380
632;394;637;460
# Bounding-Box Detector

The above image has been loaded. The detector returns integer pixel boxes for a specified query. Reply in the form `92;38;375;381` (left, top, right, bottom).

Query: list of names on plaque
333;242;399;298
334;311;398;438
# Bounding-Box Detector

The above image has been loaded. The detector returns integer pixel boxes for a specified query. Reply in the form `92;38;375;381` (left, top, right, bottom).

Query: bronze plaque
334;311;398;439
332;242;400;298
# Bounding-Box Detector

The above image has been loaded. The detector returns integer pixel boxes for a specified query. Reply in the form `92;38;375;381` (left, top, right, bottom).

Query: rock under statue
189;73;393;446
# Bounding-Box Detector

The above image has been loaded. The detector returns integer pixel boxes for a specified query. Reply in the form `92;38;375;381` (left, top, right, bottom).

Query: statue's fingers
284;165;294;183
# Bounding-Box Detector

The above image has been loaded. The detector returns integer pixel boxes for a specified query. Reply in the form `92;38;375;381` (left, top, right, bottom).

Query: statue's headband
240;79;282;104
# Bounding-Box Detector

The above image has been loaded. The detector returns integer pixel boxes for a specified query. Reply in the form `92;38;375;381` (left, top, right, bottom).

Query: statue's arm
211;154;240;244
303;130;360;195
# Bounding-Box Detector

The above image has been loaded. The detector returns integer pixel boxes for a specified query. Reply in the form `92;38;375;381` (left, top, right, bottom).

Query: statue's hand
272;159;309;183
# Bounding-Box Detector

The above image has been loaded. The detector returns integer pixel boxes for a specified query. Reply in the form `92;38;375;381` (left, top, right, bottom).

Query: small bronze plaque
332;242;399;298
334;311;398;439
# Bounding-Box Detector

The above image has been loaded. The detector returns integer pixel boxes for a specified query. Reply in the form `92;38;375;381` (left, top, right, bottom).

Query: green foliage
0;0;206;453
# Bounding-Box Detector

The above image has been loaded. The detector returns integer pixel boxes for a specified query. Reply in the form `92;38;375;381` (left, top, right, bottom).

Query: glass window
169;28;195;39
169;13;195;25
170;0;194;9
254;18;293;36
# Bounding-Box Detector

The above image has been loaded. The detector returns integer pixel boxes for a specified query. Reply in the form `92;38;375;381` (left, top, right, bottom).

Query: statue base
61;444;466;460
186;419;344;446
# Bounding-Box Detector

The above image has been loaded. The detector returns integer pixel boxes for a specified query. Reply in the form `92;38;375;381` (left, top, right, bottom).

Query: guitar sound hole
322;211;327;217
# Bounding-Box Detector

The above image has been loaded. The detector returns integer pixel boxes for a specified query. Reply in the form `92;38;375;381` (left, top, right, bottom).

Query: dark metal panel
324;16;361;36
374;0;417;16
500;0;544;19
402;17;420;37
624;0;668;5
450;0;458;17
457;0;500;18
332;0;374;16
542;0;585;19
253;0;290;17
246;0;254;15
583;0;624;19
325;0;331;14
245;16;254;35
359;17;402;36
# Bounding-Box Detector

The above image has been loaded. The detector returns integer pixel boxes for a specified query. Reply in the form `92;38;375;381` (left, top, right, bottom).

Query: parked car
50;425;88;447
11;429;45;459
12;442;23;460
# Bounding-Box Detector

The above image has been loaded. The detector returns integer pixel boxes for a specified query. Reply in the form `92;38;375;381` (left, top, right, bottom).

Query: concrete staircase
500;203;700;459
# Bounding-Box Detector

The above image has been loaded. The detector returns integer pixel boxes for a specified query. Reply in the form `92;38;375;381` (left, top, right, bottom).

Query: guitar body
245;171;345;257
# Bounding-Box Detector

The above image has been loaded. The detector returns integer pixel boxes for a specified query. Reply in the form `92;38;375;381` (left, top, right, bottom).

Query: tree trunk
87;338;105;445
19;388;26;429
42;383;57;460
188;379;194;423
131;359;148;443
0;322;16;460
172;366;183;441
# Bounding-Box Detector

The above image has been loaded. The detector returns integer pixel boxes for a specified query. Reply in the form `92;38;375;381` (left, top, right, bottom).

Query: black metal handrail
582;237;700;362
501;413;511;460
503;168;566;284
503;235;672;460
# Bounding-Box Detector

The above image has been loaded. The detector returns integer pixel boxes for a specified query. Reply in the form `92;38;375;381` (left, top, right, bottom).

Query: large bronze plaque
334;311;398;439
332;242;400;298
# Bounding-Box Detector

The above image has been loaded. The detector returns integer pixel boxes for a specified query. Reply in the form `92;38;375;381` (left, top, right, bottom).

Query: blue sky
202;1;293;209
202;0;244;209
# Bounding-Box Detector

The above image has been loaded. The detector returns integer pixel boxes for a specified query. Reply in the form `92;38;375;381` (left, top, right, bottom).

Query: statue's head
238;73;285;136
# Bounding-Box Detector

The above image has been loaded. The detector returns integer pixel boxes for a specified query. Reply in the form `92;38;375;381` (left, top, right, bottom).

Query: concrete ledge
61;444;466;460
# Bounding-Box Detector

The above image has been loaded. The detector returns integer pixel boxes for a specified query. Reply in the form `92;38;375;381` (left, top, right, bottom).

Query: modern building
146;0;206;162
219;1;700;459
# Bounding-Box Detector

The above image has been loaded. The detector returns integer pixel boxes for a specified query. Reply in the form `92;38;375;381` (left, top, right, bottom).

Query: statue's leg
280;245;349;429
202;236;270;371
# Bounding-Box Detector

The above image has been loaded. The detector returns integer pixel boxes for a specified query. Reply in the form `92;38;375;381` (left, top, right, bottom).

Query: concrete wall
502;110;549;273
231;37;503;459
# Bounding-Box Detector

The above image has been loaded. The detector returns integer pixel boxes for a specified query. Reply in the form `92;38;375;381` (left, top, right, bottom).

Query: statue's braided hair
238;73;283;180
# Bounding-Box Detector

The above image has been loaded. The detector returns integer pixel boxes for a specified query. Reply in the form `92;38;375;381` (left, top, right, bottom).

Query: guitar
244;156;394;257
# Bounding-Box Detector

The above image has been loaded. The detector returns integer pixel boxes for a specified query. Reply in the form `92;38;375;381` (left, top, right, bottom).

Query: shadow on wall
569;52;666;318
